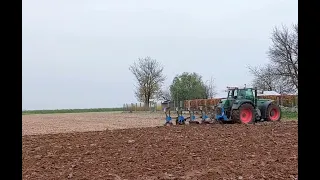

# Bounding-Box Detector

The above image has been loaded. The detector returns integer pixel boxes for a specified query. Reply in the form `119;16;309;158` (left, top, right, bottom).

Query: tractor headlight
234;100;239;104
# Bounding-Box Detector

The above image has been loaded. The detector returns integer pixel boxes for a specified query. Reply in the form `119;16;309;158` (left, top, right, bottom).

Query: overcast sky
22;0;297;110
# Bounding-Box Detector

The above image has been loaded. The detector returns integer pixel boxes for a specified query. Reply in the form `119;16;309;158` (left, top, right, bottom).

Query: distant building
257;91;281;96
161;100;174;110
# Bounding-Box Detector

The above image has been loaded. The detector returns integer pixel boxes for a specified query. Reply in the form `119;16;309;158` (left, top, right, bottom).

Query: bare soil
23;113;297;180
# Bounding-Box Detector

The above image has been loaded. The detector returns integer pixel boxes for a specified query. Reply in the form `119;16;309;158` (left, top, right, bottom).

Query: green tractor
214;86;281;124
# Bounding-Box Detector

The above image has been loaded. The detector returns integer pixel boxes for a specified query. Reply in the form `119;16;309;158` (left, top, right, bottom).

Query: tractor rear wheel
232;103;255;124
266;104;281;121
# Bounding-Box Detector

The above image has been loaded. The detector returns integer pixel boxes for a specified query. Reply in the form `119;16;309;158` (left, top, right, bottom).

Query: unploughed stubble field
23;112;165;136
22;111;298;180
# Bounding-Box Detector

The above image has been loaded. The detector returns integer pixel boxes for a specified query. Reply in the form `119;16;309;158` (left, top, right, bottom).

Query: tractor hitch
215;107;229;121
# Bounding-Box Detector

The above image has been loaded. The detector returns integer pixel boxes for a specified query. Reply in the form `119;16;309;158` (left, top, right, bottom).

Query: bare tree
150;87;171;101
267;24;298;91
248;23;298;94
204;77;217;98
129;57;166;107
248;64;295;94
158;88;172;101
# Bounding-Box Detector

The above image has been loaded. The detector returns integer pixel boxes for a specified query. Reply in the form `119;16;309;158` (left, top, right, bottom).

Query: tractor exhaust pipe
254;87;257;108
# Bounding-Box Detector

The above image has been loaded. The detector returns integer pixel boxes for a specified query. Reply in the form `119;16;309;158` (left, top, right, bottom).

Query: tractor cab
236;88;255;103
226;87;257;107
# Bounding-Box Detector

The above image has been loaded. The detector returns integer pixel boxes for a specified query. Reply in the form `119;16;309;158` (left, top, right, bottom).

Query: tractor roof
226;86;256;90
226;86;238;90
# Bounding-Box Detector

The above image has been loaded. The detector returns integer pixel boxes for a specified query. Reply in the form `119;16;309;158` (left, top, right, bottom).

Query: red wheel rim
240;109;253;123
269;108;280;121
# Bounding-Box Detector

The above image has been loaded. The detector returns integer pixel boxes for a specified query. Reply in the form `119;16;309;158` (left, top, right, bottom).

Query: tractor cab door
226;90;237;109
224;89;237;118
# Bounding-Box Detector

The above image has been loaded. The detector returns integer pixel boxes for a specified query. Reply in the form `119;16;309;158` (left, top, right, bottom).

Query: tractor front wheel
266;104;281;121
232;103;255;124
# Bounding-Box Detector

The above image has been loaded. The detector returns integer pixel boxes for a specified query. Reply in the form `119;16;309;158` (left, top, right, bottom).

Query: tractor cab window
237;89;246;99
228;90;237;98
245;89;254;98
233;90;238;98
237;88;254;100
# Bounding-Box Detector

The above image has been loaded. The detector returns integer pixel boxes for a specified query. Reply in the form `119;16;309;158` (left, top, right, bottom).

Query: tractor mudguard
231;100;255;110
259;100;275;119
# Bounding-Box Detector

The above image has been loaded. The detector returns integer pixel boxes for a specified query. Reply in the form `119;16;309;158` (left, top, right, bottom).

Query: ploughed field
23;112;297;180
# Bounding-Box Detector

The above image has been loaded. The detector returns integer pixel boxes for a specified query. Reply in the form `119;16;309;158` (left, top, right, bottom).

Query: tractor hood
217;98;228;106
